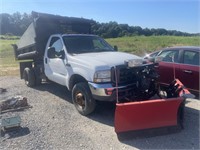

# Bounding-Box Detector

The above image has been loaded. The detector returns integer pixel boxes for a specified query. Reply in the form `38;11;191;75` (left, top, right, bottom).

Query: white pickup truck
13;12;159;115
14;12;191;133
44;34;159;115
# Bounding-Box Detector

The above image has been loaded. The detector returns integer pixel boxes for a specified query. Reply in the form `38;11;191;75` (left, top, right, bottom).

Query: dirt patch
0;67;19;76
0;76;199;150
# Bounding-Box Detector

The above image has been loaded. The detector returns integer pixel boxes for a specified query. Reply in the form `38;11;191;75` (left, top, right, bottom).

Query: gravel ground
0;76;199;150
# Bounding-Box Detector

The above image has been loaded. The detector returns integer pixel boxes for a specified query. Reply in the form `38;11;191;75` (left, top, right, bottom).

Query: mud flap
114;79;191;133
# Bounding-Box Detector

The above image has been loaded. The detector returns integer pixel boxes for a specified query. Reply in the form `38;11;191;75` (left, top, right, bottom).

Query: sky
0;0;199;33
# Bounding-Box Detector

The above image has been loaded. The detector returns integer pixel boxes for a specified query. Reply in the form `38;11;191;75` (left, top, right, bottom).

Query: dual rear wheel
23;67;41;87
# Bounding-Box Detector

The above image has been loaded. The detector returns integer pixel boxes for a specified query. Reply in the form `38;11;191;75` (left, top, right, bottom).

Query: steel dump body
14;12;93;60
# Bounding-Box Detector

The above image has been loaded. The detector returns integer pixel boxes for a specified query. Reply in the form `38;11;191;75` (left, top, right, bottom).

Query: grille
111;65;139;86
111;64;156;86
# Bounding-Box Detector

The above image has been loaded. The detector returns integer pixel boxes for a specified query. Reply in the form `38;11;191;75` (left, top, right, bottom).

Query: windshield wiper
94;49;114;52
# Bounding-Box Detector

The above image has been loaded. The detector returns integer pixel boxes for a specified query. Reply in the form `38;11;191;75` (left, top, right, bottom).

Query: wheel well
69;74;87;91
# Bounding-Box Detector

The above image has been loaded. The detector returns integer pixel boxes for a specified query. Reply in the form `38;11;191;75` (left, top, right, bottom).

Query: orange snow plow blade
115;97;183;133
114;79;193;133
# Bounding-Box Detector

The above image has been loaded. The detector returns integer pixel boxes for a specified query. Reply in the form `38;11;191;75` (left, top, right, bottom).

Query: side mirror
147;57;155;63
47;47;65;59
47;47;56;58
155;56;164;63
114;45;118;51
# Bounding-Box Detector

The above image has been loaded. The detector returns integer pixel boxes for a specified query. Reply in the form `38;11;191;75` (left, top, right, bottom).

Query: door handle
183;70;192;74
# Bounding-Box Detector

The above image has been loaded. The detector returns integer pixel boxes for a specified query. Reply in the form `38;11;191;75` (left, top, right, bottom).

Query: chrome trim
160;61;200;67
88;82;135;97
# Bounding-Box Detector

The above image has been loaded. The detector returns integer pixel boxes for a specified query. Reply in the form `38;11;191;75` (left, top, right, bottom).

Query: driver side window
159;50;179;63
48;37;65;59
50;37;63;52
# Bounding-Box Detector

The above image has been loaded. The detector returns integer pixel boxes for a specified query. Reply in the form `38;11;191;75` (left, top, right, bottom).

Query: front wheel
72;82;96;115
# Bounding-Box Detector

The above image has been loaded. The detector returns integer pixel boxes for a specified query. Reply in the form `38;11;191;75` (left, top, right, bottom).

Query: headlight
94;70;111;83
125;59;143;67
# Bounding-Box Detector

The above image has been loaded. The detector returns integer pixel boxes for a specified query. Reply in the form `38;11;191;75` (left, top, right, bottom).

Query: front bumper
88;82;134;101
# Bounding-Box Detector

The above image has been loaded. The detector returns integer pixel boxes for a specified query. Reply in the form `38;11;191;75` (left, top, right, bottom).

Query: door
178;50;199;92
44;36;68;86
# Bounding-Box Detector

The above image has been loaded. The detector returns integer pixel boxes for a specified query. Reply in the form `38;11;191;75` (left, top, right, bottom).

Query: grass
0;39;18;67
0;38;19;76
106;36;200;56
0;35;199;76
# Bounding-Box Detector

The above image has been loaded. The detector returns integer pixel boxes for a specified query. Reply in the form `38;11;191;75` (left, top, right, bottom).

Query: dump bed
14;11;93;60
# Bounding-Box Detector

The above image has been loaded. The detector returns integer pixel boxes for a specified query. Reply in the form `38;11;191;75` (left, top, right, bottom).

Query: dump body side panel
14;12;93;60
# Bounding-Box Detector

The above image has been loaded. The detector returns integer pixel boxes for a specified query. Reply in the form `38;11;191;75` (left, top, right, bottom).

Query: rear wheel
33;67;42;85
23;68;35;87
72;82;96;115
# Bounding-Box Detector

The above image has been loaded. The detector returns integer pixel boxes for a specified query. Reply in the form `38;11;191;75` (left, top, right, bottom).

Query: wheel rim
25;80;29;85
75;91;85;109
24;72;29;85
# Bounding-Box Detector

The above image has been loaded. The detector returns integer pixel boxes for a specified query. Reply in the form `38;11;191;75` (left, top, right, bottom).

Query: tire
33;68;42;85
72;82;96;115
23;68;36;87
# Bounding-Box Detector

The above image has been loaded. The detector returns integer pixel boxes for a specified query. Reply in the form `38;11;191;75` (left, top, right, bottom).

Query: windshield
63;35;114;54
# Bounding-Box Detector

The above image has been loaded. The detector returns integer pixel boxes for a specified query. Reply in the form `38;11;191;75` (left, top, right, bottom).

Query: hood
69;51;142;70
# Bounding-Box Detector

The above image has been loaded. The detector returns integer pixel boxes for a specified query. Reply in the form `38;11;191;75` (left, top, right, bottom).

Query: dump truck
13;12;193;133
